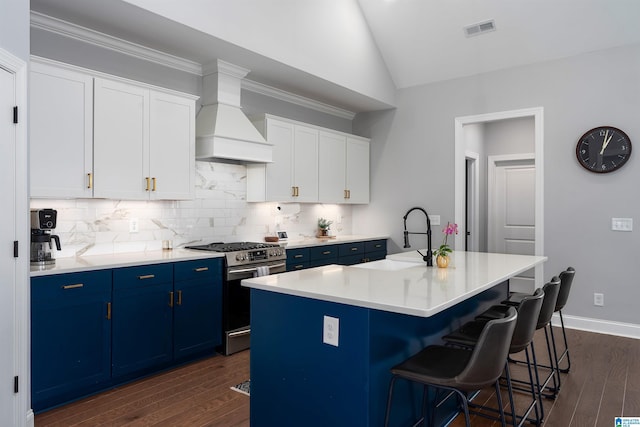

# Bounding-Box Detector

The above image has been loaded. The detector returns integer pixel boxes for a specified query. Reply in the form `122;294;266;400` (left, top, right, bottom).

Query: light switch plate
611;218;633;232
323;315;339;347
429;215;441;226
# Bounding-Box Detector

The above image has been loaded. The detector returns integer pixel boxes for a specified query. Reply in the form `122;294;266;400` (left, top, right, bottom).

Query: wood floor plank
35;329;639;427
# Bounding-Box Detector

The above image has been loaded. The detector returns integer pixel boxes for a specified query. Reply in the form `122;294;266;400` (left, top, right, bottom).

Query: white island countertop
242;251;547;317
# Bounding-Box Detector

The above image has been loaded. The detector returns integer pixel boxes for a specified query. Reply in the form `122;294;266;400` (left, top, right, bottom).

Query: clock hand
600;130;613;155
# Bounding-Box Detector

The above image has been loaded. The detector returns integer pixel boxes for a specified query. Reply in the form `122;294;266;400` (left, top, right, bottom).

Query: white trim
242;79;356;120
30;12;357;121
30;11;203;75
0;47;32;427
554;313;640;340
454;107;544;288
464;151;480;251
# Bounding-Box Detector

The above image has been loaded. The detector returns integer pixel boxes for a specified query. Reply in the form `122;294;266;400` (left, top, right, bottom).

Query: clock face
576;126;632;173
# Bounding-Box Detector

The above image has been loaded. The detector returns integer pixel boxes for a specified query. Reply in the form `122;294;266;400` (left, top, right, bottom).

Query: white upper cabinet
30;62;94;198
30;59;196;201
247;117;319;203
93;78;150;200
318;132;369;204
149;91;195;200
247;115;369;204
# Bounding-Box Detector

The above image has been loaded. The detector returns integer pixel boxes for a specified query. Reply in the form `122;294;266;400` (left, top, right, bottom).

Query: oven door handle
230;263;286;275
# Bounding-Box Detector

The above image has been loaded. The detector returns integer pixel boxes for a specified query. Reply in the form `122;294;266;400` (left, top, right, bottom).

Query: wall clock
576;126;632;173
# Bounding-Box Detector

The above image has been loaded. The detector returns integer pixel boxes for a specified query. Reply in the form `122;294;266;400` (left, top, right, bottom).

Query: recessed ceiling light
464;19;496;38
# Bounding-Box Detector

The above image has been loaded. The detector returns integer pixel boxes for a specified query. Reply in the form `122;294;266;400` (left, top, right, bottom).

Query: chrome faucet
403;207;433;266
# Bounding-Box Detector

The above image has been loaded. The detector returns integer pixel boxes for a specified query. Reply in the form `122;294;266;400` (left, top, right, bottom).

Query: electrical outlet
129;218;139;233
323;315;339;347
611;218;633;231
430;215;441;226
594;293;604;307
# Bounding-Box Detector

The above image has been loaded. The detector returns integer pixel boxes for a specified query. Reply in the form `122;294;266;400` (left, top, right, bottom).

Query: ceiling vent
464;20;496;38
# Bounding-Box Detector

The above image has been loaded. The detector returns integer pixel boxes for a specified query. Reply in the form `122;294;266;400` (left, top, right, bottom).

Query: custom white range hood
196;60;272;163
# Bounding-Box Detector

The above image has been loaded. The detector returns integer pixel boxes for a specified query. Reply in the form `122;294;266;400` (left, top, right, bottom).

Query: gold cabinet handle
145;177;151;191
138;274;155;280
177;290;182;306
62;283;84;290
296;187;300;197
348;190;351;199
169;291;174;308
194;267;209;272
152;177;157;192
87;173;93;189
292;186;296;197
106;302;112;320
351;247;358;252
344;189;348;199
294;254;304;259
322;251;332;255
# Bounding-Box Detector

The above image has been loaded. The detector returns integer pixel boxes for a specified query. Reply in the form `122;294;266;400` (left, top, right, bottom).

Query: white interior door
0;65;16;421
488;155;536;292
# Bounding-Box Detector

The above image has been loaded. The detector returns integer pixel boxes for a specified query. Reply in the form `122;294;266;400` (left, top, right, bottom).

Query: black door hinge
13;376;18;393
13;241;18;258
13;106;18;124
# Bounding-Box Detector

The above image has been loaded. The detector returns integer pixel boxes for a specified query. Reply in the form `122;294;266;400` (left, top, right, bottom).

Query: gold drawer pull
351;247;358;251
169;291;174;308
194;267;209;272
138;274;155;280
152;177;157;191
87;173;93;189
145;177;150;191
322;251;332;255
294;264;304;269
177;290;183;306
62;283;84;290
106;302;112;320
294;254;304;259
375;244;382;248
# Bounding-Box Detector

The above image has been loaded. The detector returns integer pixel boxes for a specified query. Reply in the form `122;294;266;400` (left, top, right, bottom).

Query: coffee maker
30;209;61;266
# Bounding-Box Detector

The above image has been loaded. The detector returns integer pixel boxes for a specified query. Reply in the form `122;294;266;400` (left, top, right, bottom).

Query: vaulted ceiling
29;0;640;113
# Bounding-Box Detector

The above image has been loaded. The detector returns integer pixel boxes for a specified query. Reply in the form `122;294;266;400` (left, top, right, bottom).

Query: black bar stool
384;307;518;427
549;267;575;373
442;288;544;426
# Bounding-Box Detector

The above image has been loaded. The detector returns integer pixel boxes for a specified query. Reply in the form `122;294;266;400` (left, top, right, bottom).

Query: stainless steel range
185;242;286;355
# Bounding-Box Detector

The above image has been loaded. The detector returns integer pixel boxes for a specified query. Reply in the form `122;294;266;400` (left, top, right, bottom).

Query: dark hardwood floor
35;327;639;426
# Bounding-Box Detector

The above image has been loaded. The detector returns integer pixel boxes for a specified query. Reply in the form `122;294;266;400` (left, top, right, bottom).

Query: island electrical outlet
323;315;339;347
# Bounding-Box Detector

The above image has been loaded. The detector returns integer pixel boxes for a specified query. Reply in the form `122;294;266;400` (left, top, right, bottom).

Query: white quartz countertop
30;249;225;277
242;251;547;317
277;234;388;249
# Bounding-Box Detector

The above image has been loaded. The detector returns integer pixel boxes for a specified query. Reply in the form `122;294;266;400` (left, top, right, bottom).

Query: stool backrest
536;276;561;330
554;267;575;312
455;307;517;391
510;287;544;353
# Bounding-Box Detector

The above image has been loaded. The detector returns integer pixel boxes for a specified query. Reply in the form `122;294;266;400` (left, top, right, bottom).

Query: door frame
0;47;30;426
454;107;544;288
465;151;480;252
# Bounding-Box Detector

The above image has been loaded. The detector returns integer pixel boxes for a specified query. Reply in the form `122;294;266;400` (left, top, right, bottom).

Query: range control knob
236;253;244;261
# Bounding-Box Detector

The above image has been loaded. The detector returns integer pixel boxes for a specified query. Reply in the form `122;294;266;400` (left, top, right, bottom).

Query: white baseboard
553;313;640;340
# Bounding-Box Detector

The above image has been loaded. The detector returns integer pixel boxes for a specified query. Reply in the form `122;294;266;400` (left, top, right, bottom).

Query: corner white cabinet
30;62;94;198
30;58;196;200
94;79;195;200
247;117;319;202
318;132;369;204
247;115;369;204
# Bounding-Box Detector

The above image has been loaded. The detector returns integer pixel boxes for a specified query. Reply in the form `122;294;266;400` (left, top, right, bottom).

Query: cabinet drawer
309;245;338;261
338;242;365;257
287;261;309;271
287;248;309;263
174;258;222;282
113;263;173;290
31;270;112;301
364;239;387;254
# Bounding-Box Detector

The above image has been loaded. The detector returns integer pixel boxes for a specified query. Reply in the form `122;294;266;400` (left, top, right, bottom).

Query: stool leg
524;347;541;426
543;325;560;396
557;311;571;373
384;376;397;427
494;380;507;427
529;341;545;422
503;362;517;427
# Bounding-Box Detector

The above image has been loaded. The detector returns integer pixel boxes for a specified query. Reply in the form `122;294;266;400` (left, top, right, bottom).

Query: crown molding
30;11;203;75
242;79;355;120
31;11;356;120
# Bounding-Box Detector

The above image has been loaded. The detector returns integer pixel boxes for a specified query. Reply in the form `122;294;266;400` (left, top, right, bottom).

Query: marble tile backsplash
31;162;352;258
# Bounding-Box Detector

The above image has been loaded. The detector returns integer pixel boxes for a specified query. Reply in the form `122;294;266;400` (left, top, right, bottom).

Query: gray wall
31;27;353;133
354;43;640;326
0;0;29;61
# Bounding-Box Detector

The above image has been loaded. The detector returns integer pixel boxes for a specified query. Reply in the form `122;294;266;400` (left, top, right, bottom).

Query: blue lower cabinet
286;248;309;271
309;245;338;268
31;270;112;412
173;259;223;360
112;264;174;379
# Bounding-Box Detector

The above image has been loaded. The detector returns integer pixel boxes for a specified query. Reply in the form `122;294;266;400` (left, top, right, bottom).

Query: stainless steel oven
185;242;286;355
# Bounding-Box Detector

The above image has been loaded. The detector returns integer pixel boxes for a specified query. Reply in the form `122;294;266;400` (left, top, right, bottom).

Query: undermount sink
351;259;420;271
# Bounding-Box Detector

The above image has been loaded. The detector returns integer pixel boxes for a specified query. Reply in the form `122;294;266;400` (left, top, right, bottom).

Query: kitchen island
243;251;546;427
